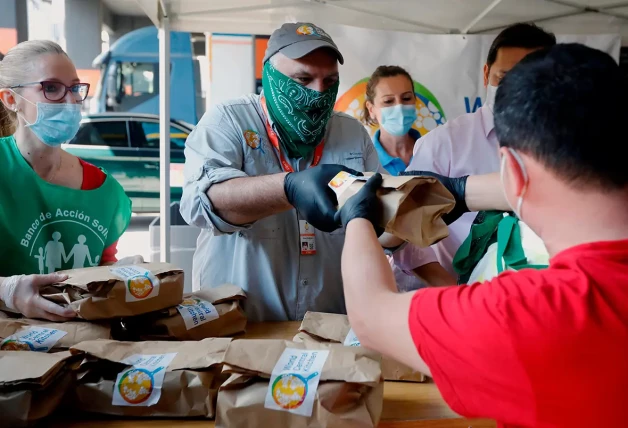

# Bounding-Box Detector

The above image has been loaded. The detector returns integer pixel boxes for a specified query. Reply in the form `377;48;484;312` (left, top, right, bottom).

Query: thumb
362;173;383;191
30;273;69;286
339;165;363;177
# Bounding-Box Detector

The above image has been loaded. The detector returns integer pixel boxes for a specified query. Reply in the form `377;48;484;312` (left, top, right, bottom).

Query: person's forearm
342;220;431;374
207;173;292;225
378;232;404;249
413;262;456;287
465;173;511;212
342;220;398;318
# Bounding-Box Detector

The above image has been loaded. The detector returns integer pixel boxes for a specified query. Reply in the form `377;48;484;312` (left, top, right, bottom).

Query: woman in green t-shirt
0;40;134;320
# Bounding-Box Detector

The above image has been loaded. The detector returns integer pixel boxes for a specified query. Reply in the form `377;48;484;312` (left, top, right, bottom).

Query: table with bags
0;263;496;427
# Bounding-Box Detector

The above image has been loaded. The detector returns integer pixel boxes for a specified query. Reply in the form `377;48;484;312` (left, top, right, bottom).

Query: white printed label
110;265;161;302
343;328;361;347
264;348;329;417
176;297;219;330
112;353;177;407
0;326;67;352
299;220;316;255
328;171;359;197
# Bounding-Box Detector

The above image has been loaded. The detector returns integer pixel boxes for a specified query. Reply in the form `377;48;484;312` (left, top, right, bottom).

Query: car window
69;121;129;147
121;62;158;96
130;121;188;150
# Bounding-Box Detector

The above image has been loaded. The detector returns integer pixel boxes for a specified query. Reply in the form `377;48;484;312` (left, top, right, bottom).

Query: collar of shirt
373;128;420;176
480;105;495;138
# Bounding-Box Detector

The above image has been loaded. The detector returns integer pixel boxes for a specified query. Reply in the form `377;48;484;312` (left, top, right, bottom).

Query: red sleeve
101;241;119;264
80;159;118;263
80;159;107;190
408;272;536;424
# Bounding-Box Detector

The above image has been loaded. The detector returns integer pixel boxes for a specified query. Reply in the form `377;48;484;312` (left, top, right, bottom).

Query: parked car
63;113;192;213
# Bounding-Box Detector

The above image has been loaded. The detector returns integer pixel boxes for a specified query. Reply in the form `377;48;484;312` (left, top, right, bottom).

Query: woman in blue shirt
362;65;455;290
362;65;420;176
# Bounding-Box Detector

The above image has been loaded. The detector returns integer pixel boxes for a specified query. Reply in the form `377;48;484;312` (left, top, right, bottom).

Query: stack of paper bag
116;284;247;341
216;339;383;428
69;338;230;418
40;263;184;320
0;350;76;426
0;318;110;352
330;172;455;247
294;311;426;382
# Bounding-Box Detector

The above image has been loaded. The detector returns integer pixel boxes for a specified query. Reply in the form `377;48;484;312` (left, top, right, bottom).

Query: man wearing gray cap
181;22;384;322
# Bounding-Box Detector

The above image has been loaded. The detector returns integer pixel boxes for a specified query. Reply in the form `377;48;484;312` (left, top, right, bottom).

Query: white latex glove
113;255;145;266
0;273;76;321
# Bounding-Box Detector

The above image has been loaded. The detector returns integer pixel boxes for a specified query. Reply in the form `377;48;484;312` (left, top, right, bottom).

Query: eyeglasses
10;81;90;102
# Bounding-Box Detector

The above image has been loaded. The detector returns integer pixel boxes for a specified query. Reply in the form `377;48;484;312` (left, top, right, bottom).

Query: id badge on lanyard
299;220;316;255
261;97;320;256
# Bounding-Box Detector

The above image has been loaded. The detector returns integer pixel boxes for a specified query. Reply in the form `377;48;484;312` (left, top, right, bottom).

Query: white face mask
485;84;498;112
500;147;528;220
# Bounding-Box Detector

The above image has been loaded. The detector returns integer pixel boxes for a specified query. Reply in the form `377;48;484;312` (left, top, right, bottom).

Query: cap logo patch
296;24;329;38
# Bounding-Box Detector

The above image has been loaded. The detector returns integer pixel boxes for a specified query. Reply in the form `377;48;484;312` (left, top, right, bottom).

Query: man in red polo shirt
336;43;628;427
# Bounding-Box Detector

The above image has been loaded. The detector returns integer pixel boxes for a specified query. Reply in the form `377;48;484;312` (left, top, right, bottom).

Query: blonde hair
0;40;67;137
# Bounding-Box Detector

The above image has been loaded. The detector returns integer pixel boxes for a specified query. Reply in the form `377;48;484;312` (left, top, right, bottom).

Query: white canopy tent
117;0;628;261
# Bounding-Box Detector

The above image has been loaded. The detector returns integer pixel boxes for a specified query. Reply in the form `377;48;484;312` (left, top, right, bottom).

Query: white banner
329;26;620;136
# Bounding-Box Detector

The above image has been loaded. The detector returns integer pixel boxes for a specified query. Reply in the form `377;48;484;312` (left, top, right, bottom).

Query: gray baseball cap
263;22;344;65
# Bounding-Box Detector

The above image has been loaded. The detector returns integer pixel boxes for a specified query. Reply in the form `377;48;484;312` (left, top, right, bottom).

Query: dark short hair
486;23;556;68
494;43;626;189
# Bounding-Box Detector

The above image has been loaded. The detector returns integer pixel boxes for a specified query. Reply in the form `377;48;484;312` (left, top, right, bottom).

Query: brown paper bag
0;350;76;427
40;263;184;320
69;338;231;418
0;318;110;352
216;339;383;428
334;172;455;247
294;311;426;382
117;284;247;341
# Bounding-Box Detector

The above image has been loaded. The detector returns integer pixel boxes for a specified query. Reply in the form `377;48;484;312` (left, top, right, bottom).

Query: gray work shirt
180;93;383;322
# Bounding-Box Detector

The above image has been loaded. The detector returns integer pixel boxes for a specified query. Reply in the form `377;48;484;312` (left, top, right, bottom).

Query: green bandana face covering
262;61;339;159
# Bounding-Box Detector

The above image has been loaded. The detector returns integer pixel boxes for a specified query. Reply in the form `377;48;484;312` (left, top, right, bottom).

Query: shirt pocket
334;151;365;173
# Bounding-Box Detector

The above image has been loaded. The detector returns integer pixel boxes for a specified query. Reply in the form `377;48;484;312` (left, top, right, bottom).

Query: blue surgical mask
380;104;416;137
14;92;82;146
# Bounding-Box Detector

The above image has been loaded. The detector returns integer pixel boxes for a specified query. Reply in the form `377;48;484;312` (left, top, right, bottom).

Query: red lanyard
260;96;324;173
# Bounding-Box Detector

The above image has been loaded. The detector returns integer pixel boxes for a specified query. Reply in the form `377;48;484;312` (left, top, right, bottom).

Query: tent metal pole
177;2;305;17
461;0;503;34
159;0;171;263
469;10;584;34
314;0;453;33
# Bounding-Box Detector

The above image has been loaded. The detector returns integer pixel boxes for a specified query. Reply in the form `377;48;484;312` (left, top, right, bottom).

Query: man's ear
500;147;526;197
0;89;17;112
483;63;490;88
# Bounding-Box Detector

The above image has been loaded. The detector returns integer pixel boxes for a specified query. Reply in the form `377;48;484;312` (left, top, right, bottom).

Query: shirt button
301;279;308;286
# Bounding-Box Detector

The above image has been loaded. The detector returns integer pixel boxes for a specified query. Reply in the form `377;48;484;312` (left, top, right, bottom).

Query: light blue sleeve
180;104;250;234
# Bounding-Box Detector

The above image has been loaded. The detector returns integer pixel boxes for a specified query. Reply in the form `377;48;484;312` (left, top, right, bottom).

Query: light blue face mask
379;104;417;137
14;92;82;147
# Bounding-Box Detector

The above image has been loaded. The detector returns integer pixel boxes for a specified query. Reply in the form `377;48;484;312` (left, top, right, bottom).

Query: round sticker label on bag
110;265;161;302
112;353;177;407
264;348;329;416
